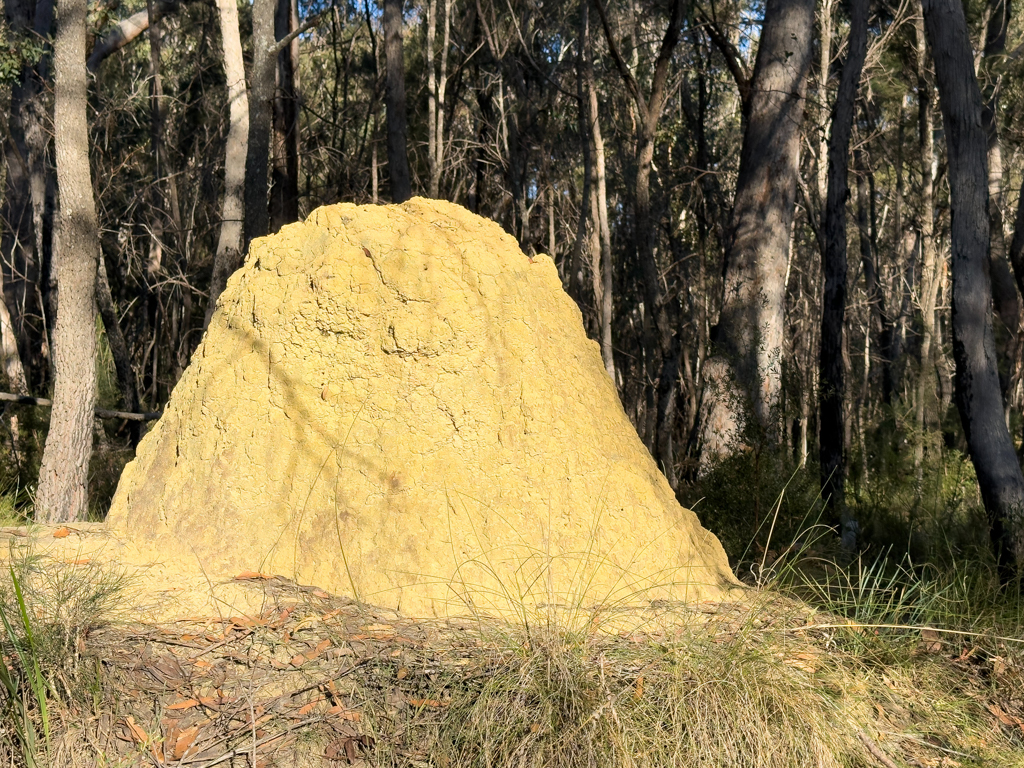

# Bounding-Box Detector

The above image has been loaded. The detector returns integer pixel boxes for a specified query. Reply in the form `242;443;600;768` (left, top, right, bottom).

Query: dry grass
0;554;1022;767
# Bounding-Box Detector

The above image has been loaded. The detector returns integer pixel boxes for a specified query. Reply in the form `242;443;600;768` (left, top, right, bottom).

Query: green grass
0;547;127;767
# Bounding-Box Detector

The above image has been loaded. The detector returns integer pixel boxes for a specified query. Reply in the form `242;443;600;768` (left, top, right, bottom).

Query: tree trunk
36;0;100;523
96;256;140;446
816;0;833;207
244;0;276;248
207;0;250;328
979;0;1020;410
1;0;54;390
592;97;614;381
567;0;592;303
145;0;166;282
384;0;411;202
923;0;1024;576
913;5;939;489
701;0;815;464
820;0;867;546
270;0;300;232
593;0;683;465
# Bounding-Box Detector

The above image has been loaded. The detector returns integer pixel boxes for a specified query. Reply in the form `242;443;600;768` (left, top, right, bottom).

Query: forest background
1;0;1021;586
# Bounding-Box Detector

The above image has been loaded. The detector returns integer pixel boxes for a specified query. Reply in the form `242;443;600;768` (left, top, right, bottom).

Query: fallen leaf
362;623;394;633
52;527;69;539
234;571;272;580
325;734;375;763
397;667;408;680
125;716;149;745
327;705;361;721
298;698;324;716
311;589;330;599
314;639;332;655
634;675;644;700
166;699;201;711
987;703;1022;727
172;725;200;760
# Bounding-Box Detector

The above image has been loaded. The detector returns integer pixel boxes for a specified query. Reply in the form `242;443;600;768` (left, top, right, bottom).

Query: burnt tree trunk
384;0;411;202
820;0;867;546
244;0;277;247
923;0;1024;577
270;0;300;232
96;257;140;446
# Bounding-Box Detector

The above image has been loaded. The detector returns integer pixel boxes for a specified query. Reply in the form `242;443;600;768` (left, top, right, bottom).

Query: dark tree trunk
820;0;867;547
923;0;1024;576
567;0;593;304
96;256;140;446
244;0;277;247
701;0;815;465
1;0;55;390
593;0;684;468
36;0;100;522
383;0;411;202
271;0;300;232
979;0;1021;405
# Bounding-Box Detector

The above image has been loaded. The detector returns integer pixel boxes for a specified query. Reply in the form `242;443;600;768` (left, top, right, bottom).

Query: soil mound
106;198;738;618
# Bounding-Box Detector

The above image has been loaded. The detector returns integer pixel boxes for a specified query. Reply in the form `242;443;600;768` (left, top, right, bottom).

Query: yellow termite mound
106;198;739;620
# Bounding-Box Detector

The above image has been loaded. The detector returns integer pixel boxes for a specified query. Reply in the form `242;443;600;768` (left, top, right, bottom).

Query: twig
0;392;161;422
857;730;900;768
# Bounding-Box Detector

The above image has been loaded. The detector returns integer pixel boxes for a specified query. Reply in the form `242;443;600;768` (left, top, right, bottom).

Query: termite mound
106;197;739;620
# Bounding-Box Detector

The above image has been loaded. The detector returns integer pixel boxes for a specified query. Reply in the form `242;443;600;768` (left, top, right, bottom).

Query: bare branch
87;0;200;72
270;12;325;57
0;392;161;421
591;0;647;118
693;5;751;107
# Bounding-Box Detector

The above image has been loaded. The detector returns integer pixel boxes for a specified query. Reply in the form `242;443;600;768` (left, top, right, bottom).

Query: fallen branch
0;392;161;422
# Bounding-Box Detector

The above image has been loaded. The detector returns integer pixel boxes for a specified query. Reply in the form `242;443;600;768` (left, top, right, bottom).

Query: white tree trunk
206;0;250;328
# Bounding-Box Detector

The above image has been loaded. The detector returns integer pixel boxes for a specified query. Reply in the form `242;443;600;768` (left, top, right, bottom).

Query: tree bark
979;0;1020;409
593;0;684;467
36;0;100;523
96;256;140;446
384;0;411;202
244;0;277;247
701;0;815;464
145;0;166;282
270;0;300;232
567;0;593;304
1;0;55;388
820;0;867;546
207;0;250;328
923;0;1024;576
86;0;191;72
913;4;939;489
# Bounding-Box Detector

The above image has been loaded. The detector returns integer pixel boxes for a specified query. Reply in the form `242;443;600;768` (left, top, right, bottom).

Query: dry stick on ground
0;392;161;421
